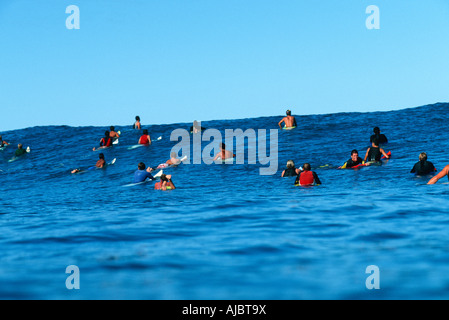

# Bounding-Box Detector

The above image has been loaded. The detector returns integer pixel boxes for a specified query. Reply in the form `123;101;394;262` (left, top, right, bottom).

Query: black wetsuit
15;148;27;157
283;167;297;177
345;157;364;168
370;134;388;144
410;161;435;175
367;147;381;162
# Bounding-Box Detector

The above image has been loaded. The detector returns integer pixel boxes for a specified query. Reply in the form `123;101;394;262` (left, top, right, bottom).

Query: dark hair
373;127;380;134
143;129;148;135
110;126;115;131
138;162;145;170
372;138;379;146
286;110;291;116
136;116;140;121
105;131;110;136
303;163;311;171
99;153;105;159
160;174;168;182
351;149;358;155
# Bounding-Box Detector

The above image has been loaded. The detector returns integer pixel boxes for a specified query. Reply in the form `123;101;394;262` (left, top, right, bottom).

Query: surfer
190;120;206;134
133;116;141;130
166;152;182;166
154;174;176;190
93;131;113;151
14;144;27;157
410;152;436;175
71;153;106;174
340;150;364;168
109;126;120;139
0;135;9;148
370;127;388;145
133;162;155;183
427;165;449;184
294;163;321;186
281;160;301;177
213;143;235;161
138;129;151;145
364;138;390;162
278;109;297;129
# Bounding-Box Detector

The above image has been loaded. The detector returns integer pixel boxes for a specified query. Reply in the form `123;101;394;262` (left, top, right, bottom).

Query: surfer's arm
428;165;449;184
364;148;370;162
278;118;285;129
380;148;389;159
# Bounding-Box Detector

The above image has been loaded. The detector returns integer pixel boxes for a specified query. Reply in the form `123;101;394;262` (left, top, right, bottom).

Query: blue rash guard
133;170;155;183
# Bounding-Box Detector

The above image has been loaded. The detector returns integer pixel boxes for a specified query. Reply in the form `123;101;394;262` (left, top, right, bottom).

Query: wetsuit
283;167;298;177
367;147;381;162
139;135;150;145
345;157;364;168
133;169;155;183
295;171;321;186
370;134;388;144
410;161;435;175
15;148;27;157
100;137;112;147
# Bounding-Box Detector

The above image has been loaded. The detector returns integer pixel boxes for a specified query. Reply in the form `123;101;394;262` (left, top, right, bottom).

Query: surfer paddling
71;153;106;174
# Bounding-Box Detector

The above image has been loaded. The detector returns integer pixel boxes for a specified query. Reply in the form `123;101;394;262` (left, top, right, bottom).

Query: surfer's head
419;152;427;162
286;160;295;169
138;162;146;170
303;163;311;171
286;110;292;116
373;127;380;134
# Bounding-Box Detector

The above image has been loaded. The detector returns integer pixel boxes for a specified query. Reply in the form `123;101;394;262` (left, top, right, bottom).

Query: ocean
1;102;449;299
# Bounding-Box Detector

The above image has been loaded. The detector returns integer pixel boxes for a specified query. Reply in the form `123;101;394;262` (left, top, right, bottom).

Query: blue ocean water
1;103;449;299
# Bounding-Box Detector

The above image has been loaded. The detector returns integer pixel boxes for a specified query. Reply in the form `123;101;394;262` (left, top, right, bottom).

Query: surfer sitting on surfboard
154;174;176;190
278;109;297;130
138;129;151;145
93;131;113;151
213;143;235;161
294;163;321;186
133;116;141;130
109;126;120;139
410;152;436;176
71;153;106;174
364;138;390;163
340;150;365;169
190;120;206;134
133;162;155;183
281;160;301;177
0;135;9;148
15;144;28;157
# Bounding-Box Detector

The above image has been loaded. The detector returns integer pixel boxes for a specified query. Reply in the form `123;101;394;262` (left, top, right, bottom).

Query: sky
0;0;448;131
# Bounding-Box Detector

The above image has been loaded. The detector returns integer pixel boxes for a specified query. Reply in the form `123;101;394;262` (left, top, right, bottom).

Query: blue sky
0;0;448;130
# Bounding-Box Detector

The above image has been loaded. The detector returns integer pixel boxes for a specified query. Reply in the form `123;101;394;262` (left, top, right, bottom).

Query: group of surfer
279;110;448;185
3;111;449;186
0;135;29;157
